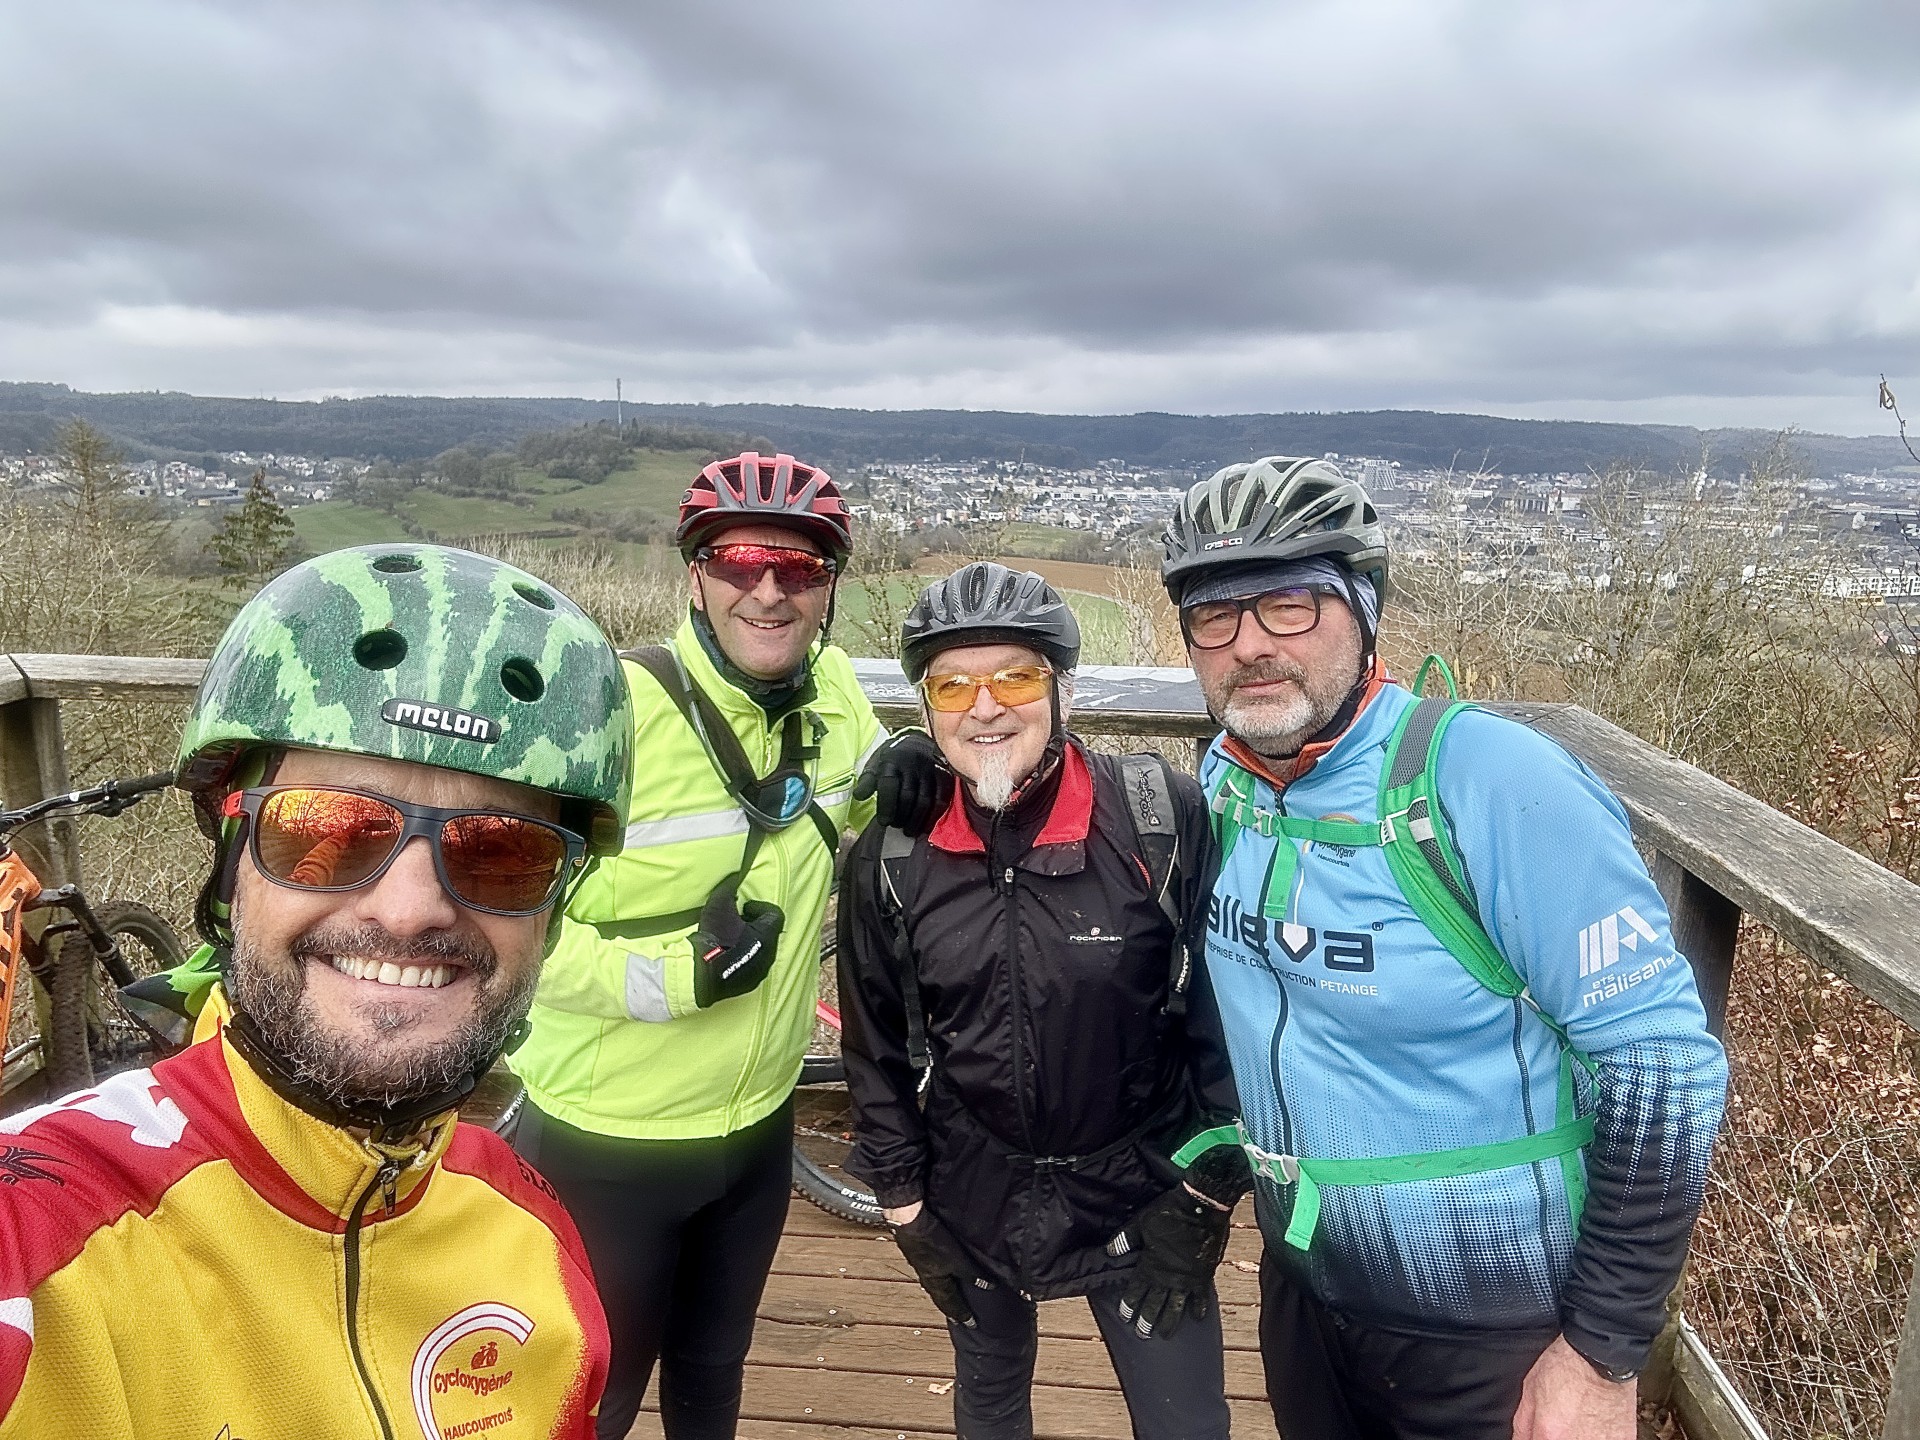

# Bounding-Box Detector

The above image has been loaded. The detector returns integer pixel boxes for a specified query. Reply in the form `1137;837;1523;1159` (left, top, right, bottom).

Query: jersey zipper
991;801;1047;1286
344;1155;405;1440
1000;859;1040;1160
1257;828;1296;1158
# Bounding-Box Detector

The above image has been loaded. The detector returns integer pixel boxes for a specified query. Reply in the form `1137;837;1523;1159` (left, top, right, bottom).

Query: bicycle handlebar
110;771;177;799
0;770;177;835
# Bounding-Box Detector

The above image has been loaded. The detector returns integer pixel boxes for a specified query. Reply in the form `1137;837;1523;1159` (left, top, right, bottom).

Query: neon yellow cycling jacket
510;618;883;1140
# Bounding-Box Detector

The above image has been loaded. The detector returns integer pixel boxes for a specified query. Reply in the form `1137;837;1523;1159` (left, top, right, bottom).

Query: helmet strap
1336;569;1379;659
1026;686;1070;800
196;748;282;950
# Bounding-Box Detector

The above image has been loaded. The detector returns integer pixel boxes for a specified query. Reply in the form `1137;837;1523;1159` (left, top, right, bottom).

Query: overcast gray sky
2;0;1916;431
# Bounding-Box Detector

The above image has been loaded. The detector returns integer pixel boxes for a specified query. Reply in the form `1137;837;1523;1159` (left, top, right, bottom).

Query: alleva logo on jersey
1578;905;1659;977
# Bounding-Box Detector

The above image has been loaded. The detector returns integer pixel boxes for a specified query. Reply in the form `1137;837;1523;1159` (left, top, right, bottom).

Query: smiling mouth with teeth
327;955;462;990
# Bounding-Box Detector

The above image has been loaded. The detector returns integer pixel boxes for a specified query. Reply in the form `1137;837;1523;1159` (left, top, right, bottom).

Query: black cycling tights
515;1098;794;1440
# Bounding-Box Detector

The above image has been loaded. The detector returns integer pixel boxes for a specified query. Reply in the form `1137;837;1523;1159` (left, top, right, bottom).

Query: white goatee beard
973;746;1016;811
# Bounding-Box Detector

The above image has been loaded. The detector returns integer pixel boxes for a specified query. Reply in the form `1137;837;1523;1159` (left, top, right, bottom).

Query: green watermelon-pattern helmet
177;544;633;854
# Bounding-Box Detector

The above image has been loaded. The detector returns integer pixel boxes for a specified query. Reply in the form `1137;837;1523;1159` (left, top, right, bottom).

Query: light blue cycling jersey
1201;682;1727;1355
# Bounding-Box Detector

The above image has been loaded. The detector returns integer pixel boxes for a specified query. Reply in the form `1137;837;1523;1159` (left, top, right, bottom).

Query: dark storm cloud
0;0;1914;427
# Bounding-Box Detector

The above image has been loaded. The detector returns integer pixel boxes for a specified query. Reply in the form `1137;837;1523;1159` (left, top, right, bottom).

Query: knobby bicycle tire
791;922;884;1226
791;1050;896;1225
791;1120;885;1226
46;902;186;1093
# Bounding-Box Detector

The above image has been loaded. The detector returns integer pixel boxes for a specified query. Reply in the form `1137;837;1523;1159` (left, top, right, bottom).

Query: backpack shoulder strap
1118;754;1180;926
622;646;758;807
875;826;929;1071
1378;698;1525;999
1379;695;1598;1225
625;644;838;860
1118;752;1192;1016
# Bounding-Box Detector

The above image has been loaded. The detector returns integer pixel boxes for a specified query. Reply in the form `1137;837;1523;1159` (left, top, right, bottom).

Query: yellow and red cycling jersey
0;1031;607;1440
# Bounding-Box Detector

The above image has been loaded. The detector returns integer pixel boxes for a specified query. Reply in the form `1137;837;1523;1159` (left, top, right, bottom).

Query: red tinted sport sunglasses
224;786;587;917
695;542;837;594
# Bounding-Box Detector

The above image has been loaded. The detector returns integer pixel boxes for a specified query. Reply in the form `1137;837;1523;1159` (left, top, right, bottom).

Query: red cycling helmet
676;451;853;562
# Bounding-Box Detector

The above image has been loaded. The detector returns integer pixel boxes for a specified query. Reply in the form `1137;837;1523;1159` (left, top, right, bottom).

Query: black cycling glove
690;878;784;1009
1183;1138;1255;1210
1105;1185;1234;1340
854;730;950;837
891;1209;986;1328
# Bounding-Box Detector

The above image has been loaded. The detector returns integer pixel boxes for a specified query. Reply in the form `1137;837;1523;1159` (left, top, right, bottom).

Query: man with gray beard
836;562;1251;1440
1167;457;1725;1440
0;545;634;1440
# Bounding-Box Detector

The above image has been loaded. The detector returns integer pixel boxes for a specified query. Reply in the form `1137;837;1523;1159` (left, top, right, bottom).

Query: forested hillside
2;382;1909;477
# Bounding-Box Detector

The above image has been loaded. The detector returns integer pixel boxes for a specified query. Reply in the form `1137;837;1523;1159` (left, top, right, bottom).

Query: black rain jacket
837;738;1239;1299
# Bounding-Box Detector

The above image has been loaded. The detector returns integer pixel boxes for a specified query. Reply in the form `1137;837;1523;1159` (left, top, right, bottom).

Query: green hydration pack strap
1173;1115;1595;1250
1409;652;1462;699
1204;690;1599;1250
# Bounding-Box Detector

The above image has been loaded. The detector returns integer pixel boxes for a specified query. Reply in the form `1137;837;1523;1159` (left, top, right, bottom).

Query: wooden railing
3;652;1917;1440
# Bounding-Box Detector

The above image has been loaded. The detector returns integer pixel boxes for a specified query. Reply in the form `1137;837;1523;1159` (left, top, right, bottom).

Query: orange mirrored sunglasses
920;664;1055;713
224;786;585;916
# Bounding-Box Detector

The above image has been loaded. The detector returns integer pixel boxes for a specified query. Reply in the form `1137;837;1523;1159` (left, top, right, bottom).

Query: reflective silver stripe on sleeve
624;952;673;1022
624;788;856;853
854;727;889;773
622;807;749;851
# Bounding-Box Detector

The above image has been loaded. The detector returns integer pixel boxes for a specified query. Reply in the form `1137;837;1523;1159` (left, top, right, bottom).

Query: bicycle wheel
47;902;187;1092
791;924;886;1225
792;1069;884;1225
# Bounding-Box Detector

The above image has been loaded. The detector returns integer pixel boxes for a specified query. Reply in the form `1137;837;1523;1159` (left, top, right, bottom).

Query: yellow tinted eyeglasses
920;664;1055;713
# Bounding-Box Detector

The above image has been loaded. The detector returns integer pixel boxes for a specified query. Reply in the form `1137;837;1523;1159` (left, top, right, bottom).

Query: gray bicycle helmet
1161;456;1388;602
900;562;1082;682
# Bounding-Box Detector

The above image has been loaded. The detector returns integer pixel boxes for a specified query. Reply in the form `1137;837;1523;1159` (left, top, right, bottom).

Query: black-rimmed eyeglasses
1179;585;1342;651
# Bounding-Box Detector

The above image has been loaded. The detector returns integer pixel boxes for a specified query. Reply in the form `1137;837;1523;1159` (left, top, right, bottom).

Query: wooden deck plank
636;1425;936;1439
619;1197;1273;1439
634;1369;1274;1439
770;1240;1263;1314
747;1304;1269;1397
759;1274;1261;1351
782;1198;1263;1259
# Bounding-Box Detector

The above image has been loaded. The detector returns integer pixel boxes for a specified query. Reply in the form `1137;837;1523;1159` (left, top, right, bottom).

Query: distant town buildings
2;440;1916;617
849;451;1920;616
0;449;368;508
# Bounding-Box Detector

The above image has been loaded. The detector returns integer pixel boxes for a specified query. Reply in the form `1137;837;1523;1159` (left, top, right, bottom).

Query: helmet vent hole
500;657;545;702
371;553;421;574
353;629;408;671
513;582;556;611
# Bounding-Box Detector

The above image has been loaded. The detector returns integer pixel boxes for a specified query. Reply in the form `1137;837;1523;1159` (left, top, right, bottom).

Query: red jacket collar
929;741;1094;854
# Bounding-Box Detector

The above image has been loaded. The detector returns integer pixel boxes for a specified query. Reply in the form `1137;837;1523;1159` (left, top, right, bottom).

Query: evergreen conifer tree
208;469;296;590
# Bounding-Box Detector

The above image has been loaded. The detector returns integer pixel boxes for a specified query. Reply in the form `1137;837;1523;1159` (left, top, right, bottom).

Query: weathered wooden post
1652;853;1743;1037
1635;855;1744;1410
1887;1268;1920;1440
0;684;81;892
0;667;82;1096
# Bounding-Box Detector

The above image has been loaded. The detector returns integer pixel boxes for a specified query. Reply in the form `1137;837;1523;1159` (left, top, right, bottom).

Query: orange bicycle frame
0;851;42;1090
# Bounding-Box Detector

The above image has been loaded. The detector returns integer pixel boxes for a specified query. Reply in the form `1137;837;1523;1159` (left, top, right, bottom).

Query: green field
835;575;1131;665
290;447;700;551
286;449;1142;662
